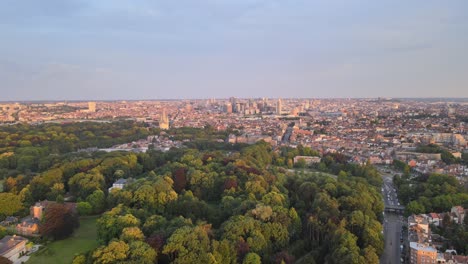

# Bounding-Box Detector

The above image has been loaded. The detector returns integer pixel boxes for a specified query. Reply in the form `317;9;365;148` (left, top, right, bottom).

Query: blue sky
1;0;467;100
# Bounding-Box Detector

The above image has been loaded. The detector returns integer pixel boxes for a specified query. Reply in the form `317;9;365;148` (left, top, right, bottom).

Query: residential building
410;242;437;264
108;178;129;192
15;218;40;236
293;156;322;165
0;235;28;263
450;206;465;224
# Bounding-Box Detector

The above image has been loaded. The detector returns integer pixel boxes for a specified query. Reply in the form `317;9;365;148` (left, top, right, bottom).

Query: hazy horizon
1;0;468;100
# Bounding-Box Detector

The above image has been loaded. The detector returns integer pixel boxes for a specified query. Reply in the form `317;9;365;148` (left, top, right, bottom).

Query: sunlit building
88;102;96;113
410;242;437;264
159;109;169;130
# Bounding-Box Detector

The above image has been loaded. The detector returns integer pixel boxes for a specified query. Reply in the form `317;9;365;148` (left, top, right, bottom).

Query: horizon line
1;97;468;103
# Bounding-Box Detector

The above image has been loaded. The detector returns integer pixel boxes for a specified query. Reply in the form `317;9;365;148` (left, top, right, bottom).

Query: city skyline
1;0;468;100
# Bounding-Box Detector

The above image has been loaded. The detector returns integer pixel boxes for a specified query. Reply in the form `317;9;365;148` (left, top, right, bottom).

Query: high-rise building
88;102;96;113
225;103;233;114
276;99;282;115
230;97;238;113
159;109;169;130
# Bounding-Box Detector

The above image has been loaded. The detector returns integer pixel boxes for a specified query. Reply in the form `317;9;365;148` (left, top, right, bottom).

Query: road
380;170;404;264
282;126;294;143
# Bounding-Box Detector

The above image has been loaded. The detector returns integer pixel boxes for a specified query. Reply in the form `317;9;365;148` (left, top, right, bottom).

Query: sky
1;0;468;100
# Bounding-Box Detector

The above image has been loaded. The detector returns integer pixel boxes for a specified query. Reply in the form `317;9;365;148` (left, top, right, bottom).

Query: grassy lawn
27;216;100;264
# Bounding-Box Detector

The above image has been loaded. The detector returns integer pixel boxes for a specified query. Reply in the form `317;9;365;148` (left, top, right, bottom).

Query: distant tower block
88;102;96;113
225;103;233;114
159;109;170;130
276;99;282;115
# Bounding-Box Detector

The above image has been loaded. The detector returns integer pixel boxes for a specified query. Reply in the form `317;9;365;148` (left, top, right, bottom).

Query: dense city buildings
408;206;468;264
1;98;466;179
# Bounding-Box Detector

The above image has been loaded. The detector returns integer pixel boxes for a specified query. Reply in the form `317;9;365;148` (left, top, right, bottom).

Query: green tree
133;184;156;210
77;202;92;216
128;240;157;264
243;253;261;264
69;172;105;199
0;226;7;239
86;190;106;214
406;201;425;215
163;225;213;264
97;205;140;243
0;193;23;218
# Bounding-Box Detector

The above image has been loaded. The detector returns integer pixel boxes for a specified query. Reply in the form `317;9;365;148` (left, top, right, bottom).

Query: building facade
410;242;437;264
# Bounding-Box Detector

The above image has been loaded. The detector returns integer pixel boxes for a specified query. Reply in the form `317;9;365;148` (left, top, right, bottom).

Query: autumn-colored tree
172;167;187;193
146;233;165;253
93;240;130;264
120;227;145;242
71;255;86;264
223;177;238;191
243;252;261;264
0;256;12;264
273;251;295;264
39;203;79;240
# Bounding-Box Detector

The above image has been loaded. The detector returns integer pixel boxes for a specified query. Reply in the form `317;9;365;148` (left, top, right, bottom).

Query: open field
27;216;99;264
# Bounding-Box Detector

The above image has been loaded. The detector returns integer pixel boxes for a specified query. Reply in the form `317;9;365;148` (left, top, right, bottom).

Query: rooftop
0;235;28;255
410;242;437;253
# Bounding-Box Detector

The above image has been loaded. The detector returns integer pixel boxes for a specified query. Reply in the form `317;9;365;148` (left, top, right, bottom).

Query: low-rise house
16;217;40;236
450;206;465;225
0;217;18;226
109;178;130;192
443;253;468;264
428;213;441;227
0;235;28;263
293;156;321;166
